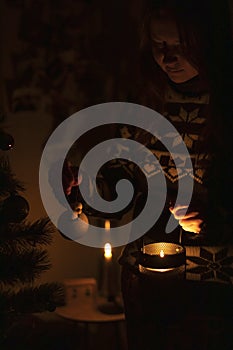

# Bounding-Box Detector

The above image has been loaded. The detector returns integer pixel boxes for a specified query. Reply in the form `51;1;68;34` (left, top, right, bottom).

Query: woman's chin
168;71;199;84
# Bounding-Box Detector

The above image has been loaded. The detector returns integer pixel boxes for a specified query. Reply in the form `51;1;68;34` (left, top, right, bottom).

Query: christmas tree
0;129;64;347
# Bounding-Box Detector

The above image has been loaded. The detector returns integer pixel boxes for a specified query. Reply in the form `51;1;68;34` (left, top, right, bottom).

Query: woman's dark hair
140;0;232;114
138;0;233;243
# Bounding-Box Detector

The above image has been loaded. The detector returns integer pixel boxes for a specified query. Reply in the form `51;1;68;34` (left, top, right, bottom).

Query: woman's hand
169;205;203;234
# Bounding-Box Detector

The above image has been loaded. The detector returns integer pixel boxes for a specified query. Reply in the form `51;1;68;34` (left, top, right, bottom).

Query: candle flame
105;220;110;230
104;243;112;259
160;249;165;258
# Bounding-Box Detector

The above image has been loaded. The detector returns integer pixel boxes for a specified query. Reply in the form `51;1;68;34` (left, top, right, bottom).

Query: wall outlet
63;278;97;308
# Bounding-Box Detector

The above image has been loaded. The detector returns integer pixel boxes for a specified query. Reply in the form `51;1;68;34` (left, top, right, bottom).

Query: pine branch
0;156;25;195
0;249;51;284
0;283;65;340
0;282;65;314
0;217;55;250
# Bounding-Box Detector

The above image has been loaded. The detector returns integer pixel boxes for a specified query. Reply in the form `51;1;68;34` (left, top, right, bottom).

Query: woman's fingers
179;217;203;234
169;205;197;219
169;205;203;234
172;210;199;220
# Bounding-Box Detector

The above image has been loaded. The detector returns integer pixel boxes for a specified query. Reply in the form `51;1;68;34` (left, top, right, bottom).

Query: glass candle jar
139;242;186;279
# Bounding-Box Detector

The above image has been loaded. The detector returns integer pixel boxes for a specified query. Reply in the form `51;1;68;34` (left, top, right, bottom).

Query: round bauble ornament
71;201;83;215
0;131;14;150
0;194;30;223
77;212;89;224
46;302;56;312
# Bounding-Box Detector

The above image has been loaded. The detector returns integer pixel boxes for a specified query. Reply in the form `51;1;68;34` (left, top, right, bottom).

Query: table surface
56;296;125;323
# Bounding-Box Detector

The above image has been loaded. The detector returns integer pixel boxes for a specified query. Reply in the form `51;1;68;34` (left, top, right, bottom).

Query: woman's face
150;17;198;83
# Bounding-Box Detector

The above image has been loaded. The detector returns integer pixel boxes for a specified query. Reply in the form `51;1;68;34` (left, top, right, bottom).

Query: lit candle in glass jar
160;250;165;258
139;242;186;279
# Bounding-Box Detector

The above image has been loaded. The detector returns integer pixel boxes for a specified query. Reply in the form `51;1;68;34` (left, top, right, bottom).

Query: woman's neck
168;75;209;97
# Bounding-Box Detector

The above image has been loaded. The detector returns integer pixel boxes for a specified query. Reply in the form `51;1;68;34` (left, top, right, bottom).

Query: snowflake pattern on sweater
116;85;210;187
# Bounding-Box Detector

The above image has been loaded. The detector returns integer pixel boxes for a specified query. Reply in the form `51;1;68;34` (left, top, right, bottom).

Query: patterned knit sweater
114;81;233;286
96;79;211;243
68;77;232;246
66;76;233;283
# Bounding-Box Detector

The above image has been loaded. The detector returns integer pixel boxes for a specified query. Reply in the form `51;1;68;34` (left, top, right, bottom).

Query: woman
63;0;233;262
117;0;233;264
62;1;232;347
116;1;233;349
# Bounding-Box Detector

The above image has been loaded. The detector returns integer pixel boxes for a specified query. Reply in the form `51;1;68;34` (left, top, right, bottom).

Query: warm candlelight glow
104;221;112;259
104;243;112;259
105;220;110;230
160;249;165;258
146;267;174;273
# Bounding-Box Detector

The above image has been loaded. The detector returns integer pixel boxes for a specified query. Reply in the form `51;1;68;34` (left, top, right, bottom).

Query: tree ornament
58;202;89;240
78;212;89;224
0;194;30;223
46;302;56;312
71;201;83;215
71;201;89;224
0;131;14;151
